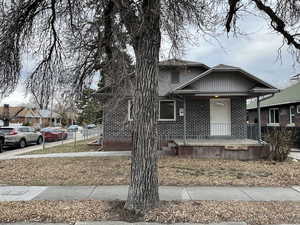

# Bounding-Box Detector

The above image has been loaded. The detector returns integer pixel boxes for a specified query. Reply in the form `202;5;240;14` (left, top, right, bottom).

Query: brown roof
159;58;209;69
0;106;39;119
0;106;24;119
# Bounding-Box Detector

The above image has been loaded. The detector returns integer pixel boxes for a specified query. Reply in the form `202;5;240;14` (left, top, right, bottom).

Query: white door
210;98;231;136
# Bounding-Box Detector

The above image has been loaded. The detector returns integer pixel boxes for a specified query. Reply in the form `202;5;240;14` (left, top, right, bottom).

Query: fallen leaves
0;200;299;225
0;157;298;186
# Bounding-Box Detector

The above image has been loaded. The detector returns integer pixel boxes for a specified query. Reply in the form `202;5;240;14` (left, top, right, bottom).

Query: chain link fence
41;125;103;152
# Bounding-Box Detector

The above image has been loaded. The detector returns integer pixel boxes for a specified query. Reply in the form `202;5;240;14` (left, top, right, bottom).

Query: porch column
257;96;262;142
183;96;187;145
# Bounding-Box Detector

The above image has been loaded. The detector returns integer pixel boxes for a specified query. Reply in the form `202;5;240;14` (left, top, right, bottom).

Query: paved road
0;185;299;202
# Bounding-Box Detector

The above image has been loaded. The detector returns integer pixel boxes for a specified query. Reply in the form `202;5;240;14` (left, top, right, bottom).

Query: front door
210;98;231;136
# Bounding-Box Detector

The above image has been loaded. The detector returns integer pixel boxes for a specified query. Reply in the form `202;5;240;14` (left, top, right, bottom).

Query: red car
41;127;68;142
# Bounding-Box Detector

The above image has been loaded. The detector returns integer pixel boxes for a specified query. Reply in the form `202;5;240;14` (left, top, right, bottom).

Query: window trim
297;105;300;114
289;105;295;125
128;100;133;121
158;100;176;121
268;108;279;125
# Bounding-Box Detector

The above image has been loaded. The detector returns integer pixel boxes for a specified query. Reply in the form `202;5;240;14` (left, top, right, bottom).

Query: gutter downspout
257;96;261;143
183;96;187;145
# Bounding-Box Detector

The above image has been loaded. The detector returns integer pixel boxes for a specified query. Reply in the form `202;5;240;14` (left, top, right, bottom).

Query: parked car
0;131;4;153
0;126;43;148
41;127;68;142
86;124;96;129
67;125;83;132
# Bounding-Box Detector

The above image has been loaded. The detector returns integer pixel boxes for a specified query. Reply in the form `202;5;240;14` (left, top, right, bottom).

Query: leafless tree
0;0;299;212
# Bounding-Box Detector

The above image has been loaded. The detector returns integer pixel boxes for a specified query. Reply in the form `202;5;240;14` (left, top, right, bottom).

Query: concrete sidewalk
0;185;300;202
1;151;131;160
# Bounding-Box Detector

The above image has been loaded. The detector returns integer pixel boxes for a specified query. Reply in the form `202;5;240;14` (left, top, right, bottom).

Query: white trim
268;108;279;124
297;105;300;114
174;67;277;91
128;100;133;121
287;123;295;127
267;123;280;127
158;100;176;121
289;105;295;124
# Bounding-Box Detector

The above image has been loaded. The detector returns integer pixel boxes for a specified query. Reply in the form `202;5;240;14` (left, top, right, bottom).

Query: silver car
0;126;43;148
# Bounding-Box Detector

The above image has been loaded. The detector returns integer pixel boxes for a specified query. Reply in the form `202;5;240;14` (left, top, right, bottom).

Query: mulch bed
0;200;299;225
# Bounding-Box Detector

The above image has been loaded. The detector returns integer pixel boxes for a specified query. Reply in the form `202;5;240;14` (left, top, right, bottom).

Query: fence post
42;132;45;152
74;130;77;151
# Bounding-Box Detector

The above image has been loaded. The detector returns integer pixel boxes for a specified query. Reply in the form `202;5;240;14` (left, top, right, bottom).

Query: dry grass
0;157;299;186
0;200;299;225
24;138;99;155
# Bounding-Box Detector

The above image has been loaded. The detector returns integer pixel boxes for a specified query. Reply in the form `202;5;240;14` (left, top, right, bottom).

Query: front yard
0;200;299;225
0;156;298;186
23;138;99;155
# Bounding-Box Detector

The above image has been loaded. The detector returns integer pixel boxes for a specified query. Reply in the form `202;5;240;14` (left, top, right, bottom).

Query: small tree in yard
0;0;299;213
265;127;294;162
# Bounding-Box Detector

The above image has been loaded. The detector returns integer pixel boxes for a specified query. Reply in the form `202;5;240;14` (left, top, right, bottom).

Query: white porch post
257;96;262;142
183;96;187;145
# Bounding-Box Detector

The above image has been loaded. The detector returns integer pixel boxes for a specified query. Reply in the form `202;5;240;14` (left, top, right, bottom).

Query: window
290;105;296;124
297;105;300;114
128;100;133;121
159;100;176;121
269;108;279;124
171;70;179;84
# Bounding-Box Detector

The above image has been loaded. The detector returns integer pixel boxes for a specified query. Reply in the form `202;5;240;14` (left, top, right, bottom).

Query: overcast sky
1;15;299;106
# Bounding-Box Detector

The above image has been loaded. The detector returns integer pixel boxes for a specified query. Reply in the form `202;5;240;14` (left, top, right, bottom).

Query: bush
264;127;294;162
22;121;32;126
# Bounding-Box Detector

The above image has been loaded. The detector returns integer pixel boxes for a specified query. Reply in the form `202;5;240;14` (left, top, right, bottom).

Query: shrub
264;127;294;162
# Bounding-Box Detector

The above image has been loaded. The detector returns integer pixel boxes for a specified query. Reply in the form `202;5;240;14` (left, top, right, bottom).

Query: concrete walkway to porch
0;185;299;202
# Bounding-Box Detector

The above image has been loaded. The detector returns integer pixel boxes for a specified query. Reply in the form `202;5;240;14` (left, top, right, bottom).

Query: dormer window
171;70;179;84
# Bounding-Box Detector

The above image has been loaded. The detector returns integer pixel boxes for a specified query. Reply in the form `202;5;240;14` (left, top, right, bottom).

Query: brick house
0;106;61;128
247;81;300;128
103;59;278;159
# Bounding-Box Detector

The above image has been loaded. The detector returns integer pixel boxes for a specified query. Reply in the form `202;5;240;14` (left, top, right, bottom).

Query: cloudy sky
1;14;299;106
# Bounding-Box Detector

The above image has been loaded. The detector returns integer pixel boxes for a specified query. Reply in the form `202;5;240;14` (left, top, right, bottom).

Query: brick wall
231;97;247;138
103;96;248;148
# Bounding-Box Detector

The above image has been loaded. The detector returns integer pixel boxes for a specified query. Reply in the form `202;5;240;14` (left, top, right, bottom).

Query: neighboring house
35;109;61;128
0;106;61;128
103;59;278;159
247;81;300;127
0;106;39;126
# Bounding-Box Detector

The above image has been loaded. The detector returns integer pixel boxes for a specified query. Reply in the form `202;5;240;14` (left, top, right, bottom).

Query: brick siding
103;96;248;148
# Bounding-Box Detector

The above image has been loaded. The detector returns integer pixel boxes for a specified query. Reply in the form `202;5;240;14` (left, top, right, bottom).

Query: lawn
24;138;100;155
0;200;299;225
0;157;299;186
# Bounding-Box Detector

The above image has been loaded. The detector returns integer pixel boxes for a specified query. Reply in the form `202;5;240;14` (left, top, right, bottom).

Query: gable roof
0;106;26;119
247;81;300;109
174;64;277;92
159;58;209;69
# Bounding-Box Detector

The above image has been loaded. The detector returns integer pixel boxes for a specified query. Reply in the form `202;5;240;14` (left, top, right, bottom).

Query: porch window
171;70;179;84
159;100;176;121
269;108;279;124
128;100;133;121
289;105;295;124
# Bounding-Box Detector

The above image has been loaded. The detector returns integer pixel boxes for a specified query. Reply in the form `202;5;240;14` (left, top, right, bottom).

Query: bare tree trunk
125;0;161;212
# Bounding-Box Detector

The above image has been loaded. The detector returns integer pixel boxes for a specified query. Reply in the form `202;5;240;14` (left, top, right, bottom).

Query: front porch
162;138;269;160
